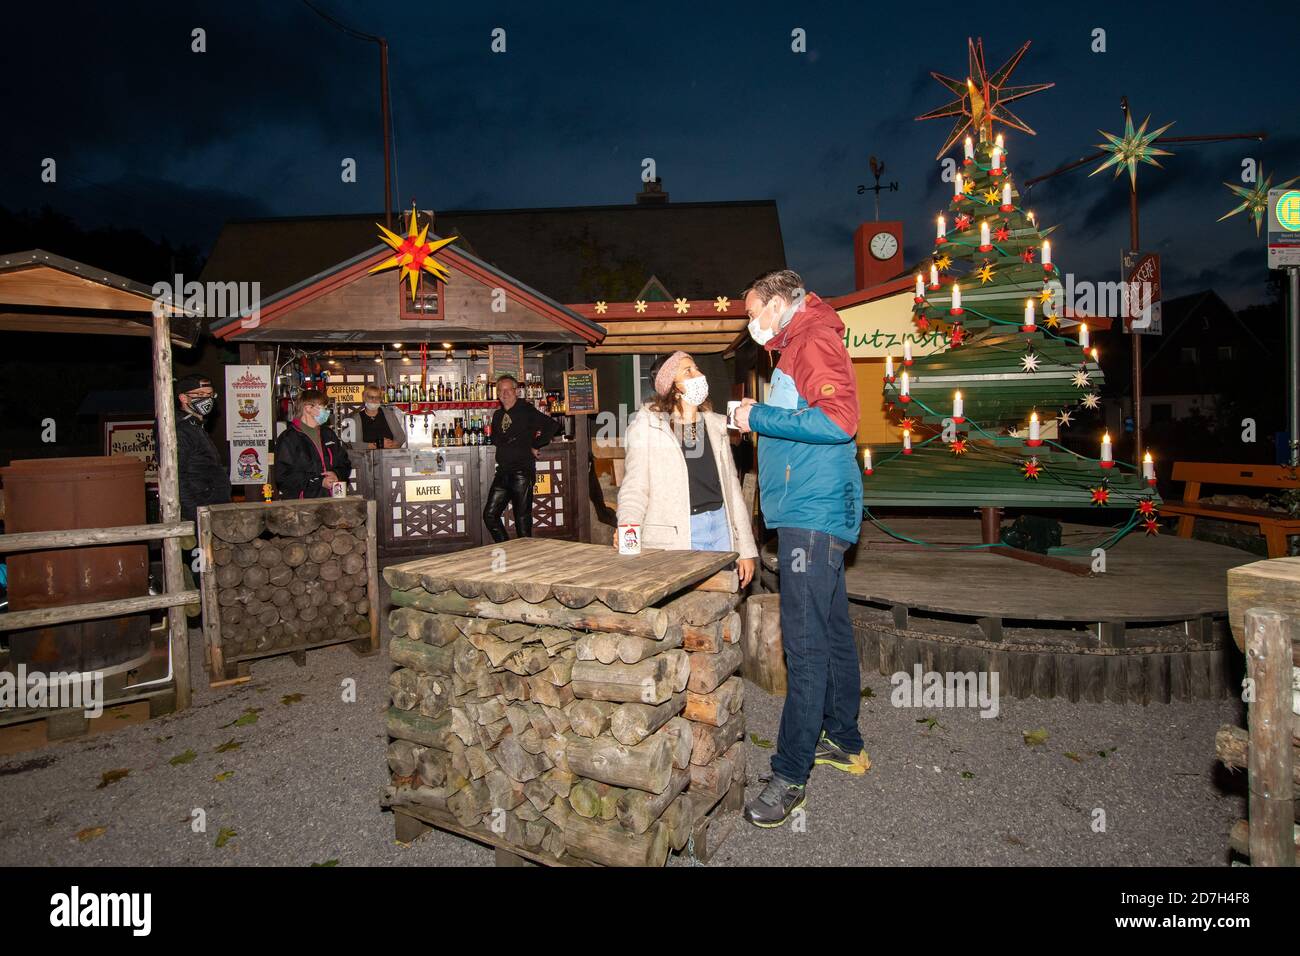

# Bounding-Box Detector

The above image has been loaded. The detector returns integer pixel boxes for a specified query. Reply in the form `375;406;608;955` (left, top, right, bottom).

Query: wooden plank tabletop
385;538;737;613
760;518;1254;623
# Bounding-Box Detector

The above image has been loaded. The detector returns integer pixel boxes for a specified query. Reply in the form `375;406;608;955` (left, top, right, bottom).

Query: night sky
4;0;1299;308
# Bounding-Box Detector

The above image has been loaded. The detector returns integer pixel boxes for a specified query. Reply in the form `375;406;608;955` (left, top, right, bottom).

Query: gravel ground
0;628;1247;867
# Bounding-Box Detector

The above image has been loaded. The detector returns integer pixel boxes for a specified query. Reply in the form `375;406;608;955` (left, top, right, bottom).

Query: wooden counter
358;441;580;558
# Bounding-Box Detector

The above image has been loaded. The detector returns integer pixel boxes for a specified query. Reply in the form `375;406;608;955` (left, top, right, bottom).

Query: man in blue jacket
733;269;868;827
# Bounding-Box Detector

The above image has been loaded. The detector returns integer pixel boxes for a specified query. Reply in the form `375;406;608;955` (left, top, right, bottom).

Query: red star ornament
1137;498;1158;517
915;314;930;331
950;438;969;456
1142;517;1160;536
994;225;1011;242
955;213;972;230
949;324;965;346
1021;457;1042;480
1089;486;1111;506
1021;248;1036;264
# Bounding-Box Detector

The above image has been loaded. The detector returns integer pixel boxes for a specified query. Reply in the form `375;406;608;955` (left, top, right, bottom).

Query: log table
381;537;747;866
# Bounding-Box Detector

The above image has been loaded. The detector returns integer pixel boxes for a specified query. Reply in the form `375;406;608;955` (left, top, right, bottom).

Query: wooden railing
0;520;199;712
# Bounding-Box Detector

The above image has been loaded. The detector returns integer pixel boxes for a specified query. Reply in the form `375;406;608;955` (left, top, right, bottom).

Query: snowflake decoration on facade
994;225;1010;242
955;213;972;230
982;187;1000;205
961;178;975;195
1044;313;1060;329
674;298;691;314
594;301;608;314
1038;286;1054;304
1080;392;1101;410
934;254;953;271
714;296;731;312
634;300;647;314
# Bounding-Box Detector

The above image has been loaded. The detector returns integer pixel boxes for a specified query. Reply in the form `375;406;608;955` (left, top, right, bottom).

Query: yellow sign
326;382;367;403
534;473;552;495
404;478;452;502
1277;190;1300;231
838;289;949;359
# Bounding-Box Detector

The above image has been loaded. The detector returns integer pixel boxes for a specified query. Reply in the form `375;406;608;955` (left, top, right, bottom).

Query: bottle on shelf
401;382;410;403
454;417;464;445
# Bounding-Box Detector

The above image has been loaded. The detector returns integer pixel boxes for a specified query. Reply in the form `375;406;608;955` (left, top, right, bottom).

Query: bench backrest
1171;461;1300;490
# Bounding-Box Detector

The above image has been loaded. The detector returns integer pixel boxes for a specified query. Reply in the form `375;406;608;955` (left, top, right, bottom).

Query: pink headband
654;351;690;397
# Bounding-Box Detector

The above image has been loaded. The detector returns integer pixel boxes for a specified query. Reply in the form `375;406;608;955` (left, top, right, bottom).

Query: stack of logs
208;500;372;659
382;583;746;865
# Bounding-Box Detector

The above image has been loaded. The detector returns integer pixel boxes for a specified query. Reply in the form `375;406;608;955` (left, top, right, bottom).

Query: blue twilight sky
3;0;1298;307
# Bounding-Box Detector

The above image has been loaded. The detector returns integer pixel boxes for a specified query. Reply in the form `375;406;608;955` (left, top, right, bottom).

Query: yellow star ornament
369;207;457;301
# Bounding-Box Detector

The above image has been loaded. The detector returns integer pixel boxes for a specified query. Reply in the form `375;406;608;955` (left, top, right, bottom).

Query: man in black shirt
483;374;560;541
172;374;231;617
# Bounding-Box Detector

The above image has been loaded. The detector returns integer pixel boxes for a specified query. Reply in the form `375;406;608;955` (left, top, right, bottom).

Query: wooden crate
380;537;746;866
197;498;380;684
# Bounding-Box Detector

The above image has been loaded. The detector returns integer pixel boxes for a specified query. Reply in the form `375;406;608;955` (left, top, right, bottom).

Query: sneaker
814;731;870;775
743;772;806;828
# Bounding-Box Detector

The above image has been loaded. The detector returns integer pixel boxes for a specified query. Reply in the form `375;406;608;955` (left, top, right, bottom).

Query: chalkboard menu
488;344;524;383
563;368;598;415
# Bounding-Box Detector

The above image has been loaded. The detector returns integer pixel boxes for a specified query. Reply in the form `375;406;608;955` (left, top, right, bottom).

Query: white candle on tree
954;172;963;197
904;340;913;365
1042;240;1052;269
929;264;939;288
1079;322;1089;349
1143;450;1155;482
900;370;910;400
884;355;894;380
951;284;962;314
915;274;924;299
964;136;974;162
1023;298;1035;331
1001;182;1012;209
936;215;946;242
902;428;912;454
991;145;1003;172
1101;431;1113;466
863;446;873;474
953;391;964;421
980;221;991;248
1028;411;1041;443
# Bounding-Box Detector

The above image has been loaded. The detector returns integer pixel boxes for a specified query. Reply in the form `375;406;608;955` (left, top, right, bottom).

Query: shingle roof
199;201;786;305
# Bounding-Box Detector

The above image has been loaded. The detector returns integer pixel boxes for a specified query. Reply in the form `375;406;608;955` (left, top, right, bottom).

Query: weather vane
858;155;898;220
916;38;1054;159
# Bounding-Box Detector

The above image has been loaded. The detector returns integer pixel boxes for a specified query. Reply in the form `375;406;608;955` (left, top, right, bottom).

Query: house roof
0;249;202;346
200;200;787;306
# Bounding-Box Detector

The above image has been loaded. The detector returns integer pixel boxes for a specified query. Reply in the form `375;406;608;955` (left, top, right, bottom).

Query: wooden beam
0;521;194;553
587;344;730;355
600;334;738;347
0;590;201;633
584;319;745;335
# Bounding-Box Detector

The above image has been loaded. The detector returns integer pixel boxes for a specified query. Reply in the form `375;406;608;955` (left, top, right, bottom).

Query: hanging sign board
563;368;599;415
488;344;524;384
225;365;273;441
1120;251;1162;335
104;418;158;486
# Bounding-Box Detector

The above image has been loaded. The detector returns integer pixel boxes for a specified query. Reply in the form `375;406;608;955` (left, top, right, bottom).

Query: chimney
636;178;669;205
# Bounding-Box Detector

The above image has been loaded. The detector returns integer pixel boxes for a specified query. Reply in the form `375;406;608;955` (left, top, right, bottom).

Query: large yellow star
934;254;952;271
976;262;996;284
369;204;457;301
1039;286;1055;304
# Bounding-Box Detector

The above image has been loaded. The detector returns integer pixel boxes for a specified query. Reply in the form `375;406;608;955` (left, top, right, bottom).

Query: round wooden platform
759;518;1255;703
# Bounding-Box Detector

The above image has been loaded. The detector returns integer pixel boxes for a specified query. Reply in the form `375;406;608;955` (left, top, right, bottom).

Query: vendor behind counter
345;383;407;455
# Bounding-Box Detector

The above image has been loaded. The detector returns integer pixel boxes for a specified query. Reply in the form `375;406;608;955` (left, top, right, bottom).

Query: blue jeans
770;527;864;785
689;506;732;552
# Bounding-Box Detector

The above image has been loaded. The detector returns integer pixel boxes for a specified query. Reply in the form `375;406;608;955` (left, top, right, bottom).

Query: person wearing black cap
173;373;231;618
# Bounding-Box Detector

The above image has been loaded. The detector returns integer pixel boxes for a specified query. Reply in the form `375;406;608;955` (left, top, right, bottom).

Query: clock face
870;231;899;260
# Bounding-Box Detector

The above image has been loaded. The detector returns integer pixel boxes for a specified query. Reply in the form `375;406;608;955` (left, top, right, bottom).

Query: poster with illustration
225;365;273;442
230;440;269;484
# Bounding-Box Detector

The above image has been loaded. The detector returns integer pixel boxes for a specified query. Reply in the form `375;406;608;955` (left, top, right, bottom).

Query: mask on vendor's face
315;408;330;426
364;402;380;413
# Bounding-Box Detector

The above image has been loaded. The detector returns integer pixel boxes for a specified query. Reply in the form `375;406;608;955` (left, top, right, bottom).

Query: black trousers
483;466;535;542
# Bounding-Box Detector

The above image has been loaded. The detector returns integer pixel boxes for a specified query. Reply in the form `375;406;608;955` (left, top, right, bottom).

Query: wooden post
153;309;191;710
366;498;381;652
1244;607;1295;867
572;344;592;544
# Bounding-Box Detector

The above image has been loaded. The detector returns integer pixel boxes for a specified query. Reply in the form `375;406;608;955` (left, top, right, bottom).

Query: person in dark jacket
273;389;352;499
483;374;560;541
173;374;231;617
175;374;231;522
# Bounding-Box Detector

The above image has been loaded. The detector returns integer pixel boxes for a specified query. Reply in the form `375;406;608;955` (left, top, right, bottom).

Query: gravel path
0;629;1247;867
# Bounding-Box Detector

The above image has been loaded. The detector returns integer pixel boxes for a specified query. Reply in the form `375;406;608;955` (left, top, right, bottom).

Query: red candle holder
1000;203;1014;212
935;236;947;244
899;394;912;403
902;447;913;455
952;416;966;424
991;168;1003;177
1021;324;1036;333
864;467;874;475
885;375;895;384
978;244;992;252
1146;477;1156;486
1024;438;1043;447
903;359;913;367
928;282;941;291
949;307;964;316
963;157;973;166
1043;262;1054;272
1100;460;1115;470
914;295;925;304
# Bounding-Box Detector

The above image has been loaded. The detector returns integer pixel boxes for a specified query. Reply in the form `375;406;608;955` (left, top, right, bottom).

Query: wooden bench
1162;462;1300;558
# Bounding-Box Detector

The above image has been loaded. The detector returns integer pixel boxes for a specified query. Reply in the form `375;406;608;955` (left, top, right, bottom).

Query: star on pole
916;39;1054;159
1218;168;1300;235
1090;112;1175;189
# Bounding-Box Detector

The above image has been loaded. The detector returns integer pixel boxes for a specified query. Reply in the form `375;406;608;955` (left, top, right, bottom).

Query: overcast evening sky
3;0;1298;308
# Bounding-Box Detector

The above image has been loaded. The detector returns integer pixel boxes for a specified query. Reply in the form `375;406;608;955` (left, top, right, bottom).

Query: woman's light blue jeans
689;505;732;552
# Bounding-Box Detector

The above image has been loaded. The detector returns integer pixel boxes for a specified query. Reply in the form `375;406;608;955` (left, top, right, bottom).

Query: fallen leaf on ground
1098;746;1117;758
1064;752;1082;762
96;769;130;789
214;739;242;753
859;687;875;699
169;749;197;766
215;828;236;848
960;771;975;779
847;751;871;774
917;717;941;731
1022;728;1050;746
213;771;234;782
310;859;339;867
281;694;304;705
76;826;107;842
749;733;773;749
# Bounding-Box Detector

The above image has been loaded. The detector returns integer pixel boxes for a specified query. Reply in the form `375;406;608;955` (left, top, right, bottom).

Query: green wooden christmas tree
864;39;1159;533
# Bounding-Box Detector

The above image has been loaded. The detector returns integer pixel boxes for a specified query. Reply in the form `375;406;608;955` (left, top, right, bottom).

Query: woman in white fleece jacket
615;351;757;587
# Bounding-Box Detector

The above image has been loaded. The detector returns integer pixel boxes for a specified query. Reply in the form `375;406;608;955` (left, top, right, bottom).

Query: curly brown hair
646;353;712;416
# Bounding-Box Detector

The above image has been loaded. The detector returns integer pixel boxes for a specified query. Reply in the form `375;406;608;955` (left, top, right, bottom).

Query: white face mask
364;402;380;412
680;375;709;407
747;316;775;345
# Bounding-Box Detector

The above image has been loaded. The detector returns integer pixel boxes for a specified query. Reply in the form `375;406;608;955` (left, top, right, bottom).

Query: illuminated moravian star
369;205;458;301
916;38;1054;159
1090;112;1175;189
1218;168;1300;236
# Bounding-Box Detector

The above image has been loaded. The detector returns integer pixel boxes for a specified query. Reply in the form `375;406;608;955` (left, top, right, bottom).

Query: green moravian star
1218;168;1300;235
1090;113;1175;188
